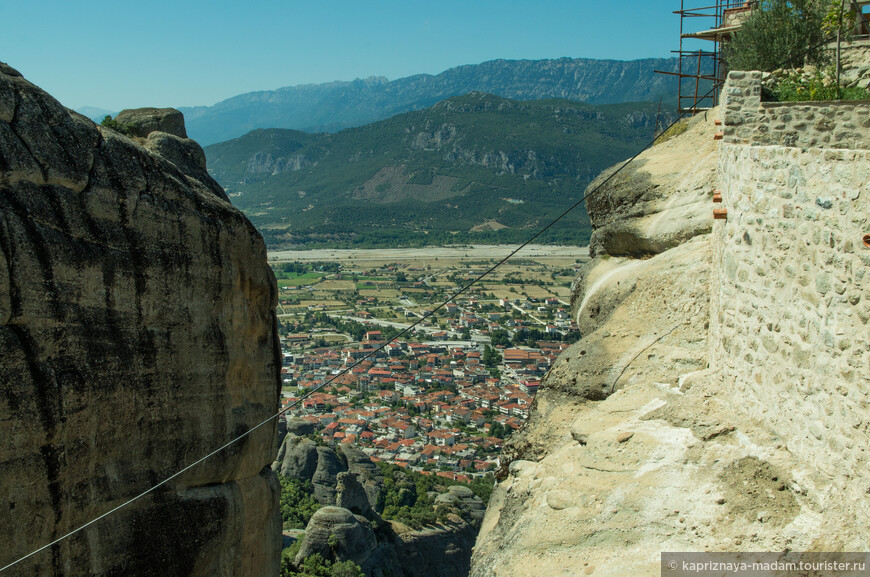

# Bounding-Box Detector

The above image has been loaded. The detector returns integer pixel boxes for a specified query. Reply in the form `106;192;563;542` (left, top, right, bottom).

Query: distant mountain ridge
75;106;116;122
205;92;674;249
185;57;679;145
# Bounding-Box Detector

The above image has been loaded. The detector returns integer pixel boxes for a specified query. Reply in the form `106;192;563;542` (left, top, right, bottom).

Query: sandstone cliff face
470;113;716;577
472;76;870;574
470;110;804;576
0;63;281;576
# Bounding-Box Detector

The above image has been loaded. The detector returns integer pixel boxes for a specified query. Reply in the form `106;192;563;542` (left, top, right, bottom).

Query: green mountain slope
205;93;670;249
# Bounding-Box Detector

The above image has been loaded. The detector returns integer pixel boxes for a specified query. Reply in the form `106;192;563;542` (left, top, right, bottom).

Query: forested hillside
206;93;671;248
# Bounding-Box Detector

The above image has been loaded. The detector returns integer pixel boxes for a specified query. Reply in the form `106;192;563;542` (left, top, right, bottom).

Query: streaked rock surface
0;62;281;576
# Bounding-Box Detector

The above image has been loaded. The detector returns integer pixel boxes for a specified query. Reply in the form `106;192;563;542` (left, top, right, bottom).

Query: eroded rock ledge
0;62;281;576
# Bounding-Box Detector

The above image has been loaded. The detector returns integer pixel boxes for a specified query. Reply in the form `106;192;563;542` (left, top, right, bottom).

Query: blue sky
1;1;685;111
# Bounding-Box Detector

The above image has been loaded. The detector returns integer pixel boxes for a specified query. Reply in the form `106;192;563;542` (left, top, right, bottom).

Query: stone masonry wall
722;70;870;149
712;75;870;540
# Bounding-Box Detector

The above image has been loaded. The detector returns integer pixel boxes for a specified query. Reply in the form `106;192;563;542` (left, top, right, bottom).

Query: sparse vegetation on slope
279;476;322;529
763;67;870;101
281;551;364;577
99;114;136;136
654;118;689;145
377;462;494;529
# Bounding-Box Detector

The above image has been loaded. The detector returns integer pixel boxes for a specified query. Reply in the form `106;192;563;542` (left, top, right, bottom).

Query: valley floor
268;244;589;263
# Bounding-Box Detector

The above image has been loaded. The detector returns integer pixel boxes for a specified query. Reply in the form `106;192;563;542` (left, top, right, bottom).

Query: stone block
816;272;832;294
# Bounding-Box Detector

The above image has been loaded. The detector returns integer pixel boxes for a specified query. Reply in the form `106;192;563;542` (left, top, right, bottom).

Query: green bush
765;69;870;101
99;115;136;137
329;561;366;577
278;475;322;529
724;0;829;71
281;551;365;577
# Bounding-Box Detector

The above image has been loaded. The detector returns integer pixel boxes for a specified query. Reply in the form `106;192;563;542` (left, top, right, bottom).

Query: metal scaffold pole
656;1;756;115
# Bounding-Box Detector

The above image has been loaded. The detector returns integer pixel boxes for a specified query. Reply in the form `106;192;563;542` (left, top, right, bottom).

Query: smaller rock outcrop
104;107;229;202
276;433;485;577
294;507;379;568
273;434;383;512
435;486;486;523
336;472;377;519
274;436;319;480
287;418;316;437
114;107;187;138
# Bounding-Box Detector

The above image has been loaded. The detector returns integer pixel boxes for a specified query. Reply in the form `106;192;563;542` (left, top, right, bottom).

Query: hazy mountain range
77;56;683;249
182;57;679;145
75;106;116;122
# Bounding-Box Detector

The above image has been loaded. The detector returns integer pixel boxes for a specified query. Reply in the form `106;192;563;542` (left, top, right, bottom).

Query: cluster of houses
279;332;569;478
274;263;581;480
387;296;576;338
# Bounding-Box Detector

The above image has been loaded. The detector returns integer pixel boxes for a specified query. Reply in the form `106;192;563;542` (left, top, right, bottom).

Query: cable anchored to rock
6;22;859;569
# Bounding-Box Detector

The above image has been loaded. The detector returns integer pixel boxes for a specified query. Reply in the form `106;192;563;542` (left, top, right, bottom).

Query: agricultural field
269;244;588;347
316;280;357;290
480;285;525;301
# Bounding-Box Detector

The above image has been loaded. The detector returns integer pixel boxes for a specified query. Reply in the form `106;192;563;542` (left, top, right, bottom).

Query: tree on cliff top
281;552;364;577
278;475;321;529
724;0;829;71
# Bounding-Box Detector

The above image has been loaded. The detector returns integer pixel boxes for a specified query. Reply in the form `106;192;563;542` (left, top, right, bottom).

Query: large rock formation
468;111;754;576
0;63;281;575
471;75;870;575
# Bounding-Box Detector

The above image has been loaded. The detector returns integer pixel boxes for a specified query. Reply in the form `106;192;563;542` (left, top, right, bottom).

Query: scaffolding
656;1;756;115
